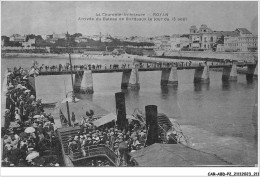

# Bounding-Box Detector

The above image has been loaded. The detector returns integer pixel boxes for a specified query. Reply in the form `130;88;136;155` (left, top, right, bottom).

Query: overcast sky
1;1;258;37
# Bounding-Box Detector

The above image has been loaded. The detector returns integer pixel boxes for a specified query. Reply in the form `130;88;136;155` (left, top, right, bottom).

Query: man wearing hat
73;135;81;151
114;142;119;152
99;134;105;144
139;130;147;145
10;135;19;150
114;128;118;135
94;134;100;144
79;134;85;145
3;135;12;145
131;136;140;151
84;134;91;147
87;134;93;146
69;137;78;153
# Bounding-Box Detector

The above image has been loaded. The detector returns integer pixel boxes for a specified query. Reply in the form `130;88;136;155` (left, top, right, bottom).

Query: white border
0;0;259;176
1;167;260;176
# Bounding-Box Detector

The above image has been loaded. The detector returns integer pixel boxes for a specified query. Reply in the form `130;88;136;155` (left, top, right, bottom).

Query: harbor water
1;56;258;165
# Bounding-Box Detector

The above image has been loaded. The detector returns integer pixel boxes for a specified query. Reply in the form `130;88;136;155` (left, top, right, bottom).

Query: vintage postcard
1;1;258;176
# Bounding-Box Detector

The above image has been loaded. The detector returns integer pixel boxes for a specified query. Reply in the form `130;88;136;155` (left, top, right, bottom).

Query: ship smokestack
115;92;127;130
145;105;159;146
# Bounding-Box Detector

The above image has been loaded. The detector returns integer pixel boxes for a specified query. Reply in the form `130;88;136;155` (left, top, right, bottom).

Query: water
2;57;258;165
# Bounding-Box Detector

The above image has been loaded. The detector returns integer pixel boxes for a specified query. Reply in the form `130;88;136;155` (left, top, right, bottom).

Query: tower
190;25;197;34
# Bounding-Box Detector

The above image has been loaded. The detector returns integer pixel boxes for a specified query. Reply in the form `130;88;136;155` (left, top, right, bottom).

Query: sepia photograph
1;1;259;176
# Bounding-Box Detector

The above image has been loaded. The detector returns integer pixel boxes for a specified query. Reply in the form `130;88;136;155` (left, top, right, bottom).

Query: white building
75;36;88;43
41;34;51;40
220;28;258;52
189;25;218;50
9;34;26;42
101;38;112;43
216;44;225;52
170;36;189;51
22;38;36;48
160;40;171;50
53;33;66;39
223;36;239;52
87;34;101;41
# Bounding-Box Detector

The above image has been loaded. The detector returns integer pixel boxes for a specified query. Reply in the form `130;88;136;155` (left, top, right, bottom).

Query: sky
1;1;258;37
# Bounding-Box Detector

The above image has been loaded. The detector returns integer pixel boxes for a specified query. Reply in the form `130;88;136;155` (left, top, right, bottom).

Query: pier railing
37;62;255;76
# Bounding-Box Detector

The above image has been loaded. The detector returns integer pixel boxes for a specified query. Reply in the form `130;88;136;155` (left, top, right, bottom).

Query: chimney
145;105;159;146
115;92;127;130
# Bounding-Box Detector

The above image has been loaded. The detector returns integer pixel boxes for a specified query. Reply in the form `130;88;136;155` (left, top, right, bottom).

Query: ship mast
67;31;75;102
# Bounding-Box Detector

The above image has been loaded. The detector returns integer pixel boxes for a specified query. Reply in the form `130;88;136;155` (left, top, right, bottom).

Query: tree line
1;33;154;50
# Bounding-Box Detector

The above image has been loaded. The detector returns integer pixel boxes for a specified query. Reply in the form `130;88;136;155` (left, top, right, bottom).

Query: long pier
38;64;250;76
31;61;257;95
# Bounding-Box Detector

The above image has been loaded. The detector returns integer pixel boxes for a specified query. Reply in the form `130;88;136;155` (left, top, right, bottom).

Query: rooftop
214;31;240;37
236;28;252;34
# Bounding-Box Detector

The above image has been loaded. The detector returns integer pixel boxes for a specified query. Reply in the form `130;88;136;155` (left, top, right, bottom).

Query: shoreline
2;53;96;59
2;53;137;62
0;52;229;63
3;51;258;60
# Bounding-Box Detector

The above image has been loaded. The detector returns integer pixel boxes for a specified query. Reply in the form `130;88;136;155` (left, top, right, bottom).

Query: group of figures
67;114;149;166
2;62;189;167
65;109;185;166
37;63;129;72
32;59;243;74
2;66;60;167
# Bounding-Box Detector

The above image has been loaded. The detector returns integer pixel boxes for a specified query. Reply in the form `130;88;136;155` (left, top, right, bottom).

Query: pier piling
246;64;257;82
80;70;94;94
222;66;232;81
168;66;178;86
160;68;171;86
194;62;210;84
194;68;204;83
222;61;238;82
121;70;132;89
73;72;83;93
160;66;178;86
129;63;140;89
230;61;238;81
201;62;210;83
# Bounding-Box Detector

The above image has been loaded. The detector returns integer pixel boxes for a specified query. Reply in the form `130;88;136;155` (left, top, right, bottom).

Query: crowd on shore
2;66;60;167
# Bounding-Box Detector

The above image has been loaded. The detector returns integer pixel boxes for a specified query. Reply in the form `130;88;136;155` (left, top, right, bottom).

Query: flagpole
67;31;75;102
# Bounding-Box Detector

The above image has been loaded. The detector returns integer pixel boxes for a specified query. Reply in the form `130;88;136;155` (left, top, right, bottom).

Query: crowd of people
2;61;193;167
36;61;197;73
2;65;60;167
38;63;129;72
75;158;113;167
34;60;237;73
66;112;149;166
